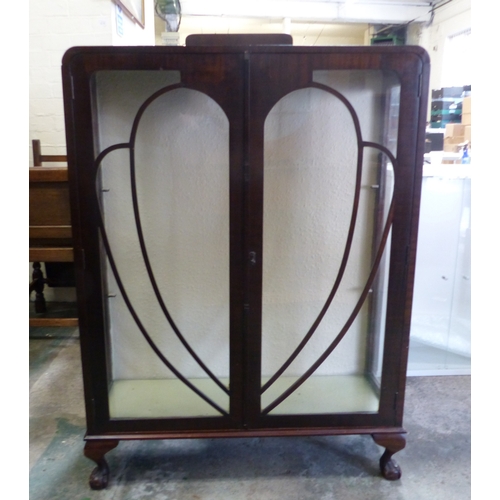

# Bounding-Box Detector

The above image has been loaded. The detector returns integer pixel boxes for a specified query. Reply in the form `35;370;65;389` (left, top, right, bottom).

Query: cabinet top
62;43;430;67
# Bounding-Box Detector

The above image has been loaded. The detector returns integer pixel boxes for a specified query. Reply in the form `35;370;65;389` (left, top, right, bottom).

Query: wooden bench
29;140;78;327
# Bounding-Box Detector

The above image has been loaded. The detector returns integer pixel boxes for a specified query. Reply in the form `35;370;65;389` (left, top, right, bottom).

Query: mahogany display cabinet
61;39;429;489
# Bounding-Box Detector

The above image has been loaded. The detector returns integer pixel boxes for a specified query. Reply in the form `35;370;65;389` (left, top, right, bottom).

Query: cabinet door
64;49;246;433
245;49;427;429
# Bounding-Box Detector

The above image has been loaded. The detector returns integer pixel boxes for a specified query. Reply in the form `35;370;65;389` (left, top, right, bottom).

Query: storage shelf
109;375;379;419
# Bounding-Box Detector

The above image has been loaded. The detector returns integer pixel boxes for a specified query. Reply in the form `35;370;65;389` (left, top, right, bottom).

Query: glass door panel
92;71;231;418
261;70;400;415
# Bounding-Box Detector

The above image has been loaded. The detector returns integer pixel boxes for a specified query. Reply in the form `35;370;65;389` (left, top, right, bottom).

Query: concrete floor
29;326;471;500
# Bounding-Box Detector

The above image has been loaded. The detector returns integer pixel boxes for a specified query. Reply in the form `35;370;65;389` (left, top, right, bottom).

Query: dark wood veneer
62;40;429;489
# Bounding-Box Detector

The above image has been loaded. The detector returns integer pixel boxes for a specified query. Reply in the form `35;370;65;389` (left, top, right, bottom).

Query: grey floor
30;326;471;500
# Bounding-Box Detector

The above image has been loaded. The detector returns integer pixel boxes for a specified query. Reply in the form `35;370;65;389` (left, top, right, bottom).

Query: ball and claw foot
89;460;110;490
380;451;402;480
372;433;405;481
84;440;119;490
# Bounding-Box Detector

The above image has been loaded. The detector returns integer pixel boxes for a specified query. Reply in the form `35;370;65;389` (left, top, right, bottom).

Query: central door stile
227;51;248;428
241;49;263;429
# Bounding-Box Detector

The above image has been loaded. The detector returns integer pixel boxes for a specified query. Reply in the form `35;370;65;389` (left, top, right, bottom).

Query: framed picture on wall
113;0;145;29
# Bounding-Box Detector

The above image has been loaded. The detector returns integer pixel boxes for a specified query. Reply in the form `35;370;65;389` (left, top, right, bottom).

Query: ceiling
156;0;441;46
179;0;436;24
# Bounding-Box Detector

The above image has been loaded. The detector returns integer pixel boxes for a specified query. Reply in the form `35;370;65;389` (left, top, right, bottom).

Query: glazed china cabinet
62;36;429;489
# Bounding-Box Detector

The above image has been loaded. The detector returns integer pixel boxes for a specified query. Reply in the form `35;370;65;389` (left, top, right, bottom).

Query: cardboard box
431;120;461;129
462;96;471;114
444;134;468;153
445;135;466;145
445;123;466;137
462;113;471;125
443;142;464;153
464;125;471;142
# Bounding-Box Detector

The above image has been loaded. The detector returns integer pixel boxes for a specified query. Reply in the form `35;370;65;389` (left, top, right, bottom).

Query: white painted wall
112;1;156;46
29;0;155;166
155;15;368;47
412;0;471;100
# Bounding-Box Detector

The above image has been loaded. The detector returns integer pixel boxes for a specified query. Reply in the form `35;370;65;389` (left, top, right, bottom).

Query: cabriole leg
84;439;119;490
371;433;406;480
